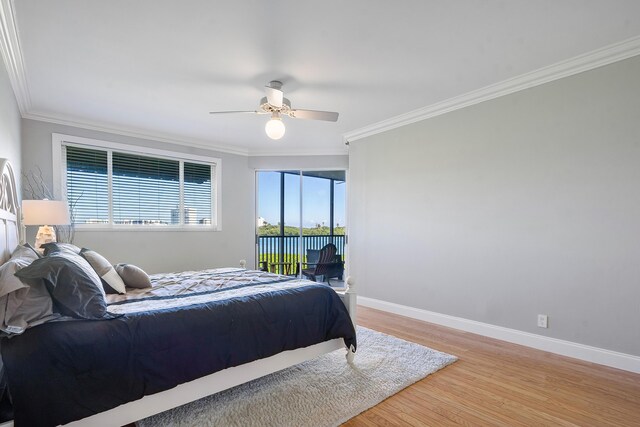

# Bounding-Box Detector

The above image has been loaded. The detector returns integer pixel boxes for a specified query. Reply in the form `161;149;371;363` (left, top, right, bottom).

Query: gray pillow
114;264;152;289
11;243;41;261
41;242;81;256
80;249;126;294
15;249;114;320
1;258;31;334
1;251;58;335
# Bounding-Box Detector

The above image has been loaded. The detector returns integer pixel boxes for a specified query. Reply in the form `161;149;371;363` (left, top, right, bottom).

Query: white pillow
80;249;126;294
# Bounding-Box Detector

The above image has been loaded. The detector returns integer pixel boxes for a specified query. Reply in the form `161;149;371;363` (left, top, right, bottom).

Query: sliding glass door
256;170;346;283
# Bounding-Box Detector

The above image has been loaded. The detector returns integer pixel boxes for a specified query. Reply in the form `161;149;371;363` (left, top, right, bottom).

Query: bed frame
0;158;357;427
0;159;19;266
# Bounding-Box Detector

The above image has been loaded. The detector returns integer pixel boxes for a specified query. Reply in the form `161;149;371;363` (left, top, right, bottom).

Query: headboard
0;158;20;264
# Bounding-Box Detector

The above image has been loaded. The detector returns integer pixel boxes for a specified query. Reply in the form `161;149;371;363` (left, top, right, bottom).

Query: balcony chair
301;243;344;285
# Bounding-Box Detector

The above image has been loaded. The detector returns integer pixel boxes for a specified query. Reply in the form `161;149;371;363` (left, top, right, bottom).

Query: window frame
52;133;222;232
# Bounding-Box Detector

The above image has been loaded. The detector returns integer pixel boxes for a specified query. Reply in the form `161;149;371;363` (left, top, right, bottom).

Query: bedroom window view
257;170;346;285
64;145;215;228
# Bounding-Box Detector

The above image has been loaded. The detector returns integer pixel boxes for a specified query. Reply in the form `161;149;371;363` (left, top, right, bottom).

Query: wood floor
345;306;640;427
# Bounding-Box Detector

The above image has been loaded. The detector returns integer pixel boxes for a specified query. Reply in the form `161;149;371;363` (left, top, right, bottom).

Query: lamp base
35;225;57;252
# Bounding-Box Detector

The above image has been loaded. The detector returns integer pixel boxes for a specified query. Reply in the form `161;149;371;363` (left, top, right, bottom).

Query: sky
257;171;345;228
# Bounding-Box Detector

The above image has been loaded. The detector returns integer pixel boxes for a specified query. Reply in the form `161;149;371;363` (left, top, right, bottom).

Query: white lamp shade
265;117;286;140
22;200;71;225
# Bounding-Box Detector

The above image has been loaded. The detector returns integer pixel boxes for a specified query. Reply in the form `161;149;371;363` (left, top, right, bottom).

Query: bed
0;158;357;427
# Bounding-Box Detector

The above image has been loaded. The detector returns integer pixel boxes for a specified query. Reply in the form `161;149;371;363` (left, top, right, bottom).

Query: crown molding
22;111;250;157
0;0;31;113
343;35;640;144
24;110;348;157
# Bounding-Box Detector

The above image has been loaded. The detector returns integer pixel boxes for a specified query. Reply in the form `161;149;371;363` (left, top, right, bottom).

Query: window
256;170;346;274
66;146;109;224
54;134;220;230
111;152;180;225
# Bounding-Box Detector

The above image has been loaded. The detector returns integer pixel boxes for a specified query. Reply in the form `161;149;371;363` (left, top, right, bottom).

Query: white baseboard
359;296;640;374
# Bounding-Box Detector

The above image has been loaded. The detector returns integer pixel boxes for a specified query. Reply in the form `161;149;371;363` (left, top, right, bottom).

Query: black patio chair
301;243;344;285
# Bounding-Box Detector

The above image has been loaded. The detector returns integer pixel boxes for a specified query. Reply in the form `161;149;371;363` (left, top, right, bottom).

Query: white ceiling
8;0;640;155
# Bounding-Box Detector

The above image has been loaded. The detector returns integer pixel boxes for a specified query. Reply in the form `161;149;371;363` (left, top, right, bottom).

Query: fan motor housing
260;97;292;115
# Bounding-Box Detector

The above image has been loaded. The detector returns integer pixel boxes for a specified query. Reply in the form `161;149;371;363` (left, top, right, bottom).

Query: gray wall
21;119;255;274
248;154;348;170
0;55;21;185
349;55;640;356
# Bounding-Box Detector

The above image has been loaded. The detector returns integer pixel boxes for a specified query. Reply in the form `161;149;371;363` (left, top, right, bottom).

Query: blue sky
257;172;345;228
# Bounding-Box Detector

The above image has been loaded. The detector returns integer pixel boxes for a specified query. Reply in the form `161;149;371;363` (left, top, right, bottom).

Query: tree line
258;224;345;236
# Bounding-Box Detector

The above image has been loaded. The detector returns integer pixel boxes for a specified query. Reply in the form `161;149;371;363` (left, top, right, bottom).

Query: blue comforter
1;269;356;426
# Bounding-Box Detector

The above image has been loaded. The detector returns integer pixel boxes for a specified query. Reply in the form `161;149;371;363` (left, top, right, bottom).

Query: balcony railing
258;234;346;275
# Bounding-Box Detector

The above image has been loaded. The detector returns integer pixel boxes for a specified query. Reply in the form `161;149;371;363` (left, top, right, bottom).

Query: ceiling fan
209;81;339;140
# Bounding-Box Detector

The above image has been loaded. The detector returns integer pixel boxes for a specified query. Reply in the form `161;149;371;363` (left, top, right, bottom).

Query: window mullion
107;150;113;226
61;145;68;202
179;161;185;225
211;165;218;228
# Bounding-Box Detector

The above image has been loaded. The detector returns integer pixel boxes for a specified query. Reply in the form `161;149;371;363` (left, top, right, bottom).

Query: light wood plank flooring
345;306;640;426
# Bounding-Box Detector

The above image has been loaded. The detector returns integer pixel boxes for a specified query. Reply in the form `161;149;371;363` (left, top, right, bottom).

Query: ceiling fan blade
290;109;339;122
265;86;283;108
209;110;263;115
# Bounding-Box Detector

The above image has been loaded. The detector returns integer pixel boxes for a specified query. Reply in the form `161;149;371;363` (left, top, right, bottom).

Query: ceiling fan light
265;116;285;140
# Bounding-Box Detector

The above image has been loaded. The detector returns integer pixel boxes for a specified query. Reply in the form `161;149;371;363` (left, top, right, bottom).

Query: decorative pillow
1;258;30;333
80;249;126;294
11;243;42;261
14;249;114;320
0;252;58;335
41;242;81;256
114;264;152;289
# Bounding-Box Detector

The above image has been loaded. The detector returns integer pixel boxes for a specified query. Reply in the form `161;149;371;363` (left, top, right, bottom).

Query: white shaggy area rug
137;327;457;427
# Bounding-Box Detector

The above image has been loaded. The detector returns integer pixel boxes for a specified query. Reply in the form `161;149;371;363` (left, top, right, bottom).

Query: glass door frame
254;167;349;279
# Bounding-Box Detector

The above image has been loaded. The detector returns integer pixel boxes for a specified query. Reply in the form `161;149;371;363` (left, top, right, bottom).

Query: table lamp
22;199;71;250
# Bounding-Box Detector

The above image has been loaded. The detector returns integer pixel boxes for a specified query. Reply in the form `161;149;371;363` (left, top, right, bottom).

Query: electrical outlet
537;314;548;328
